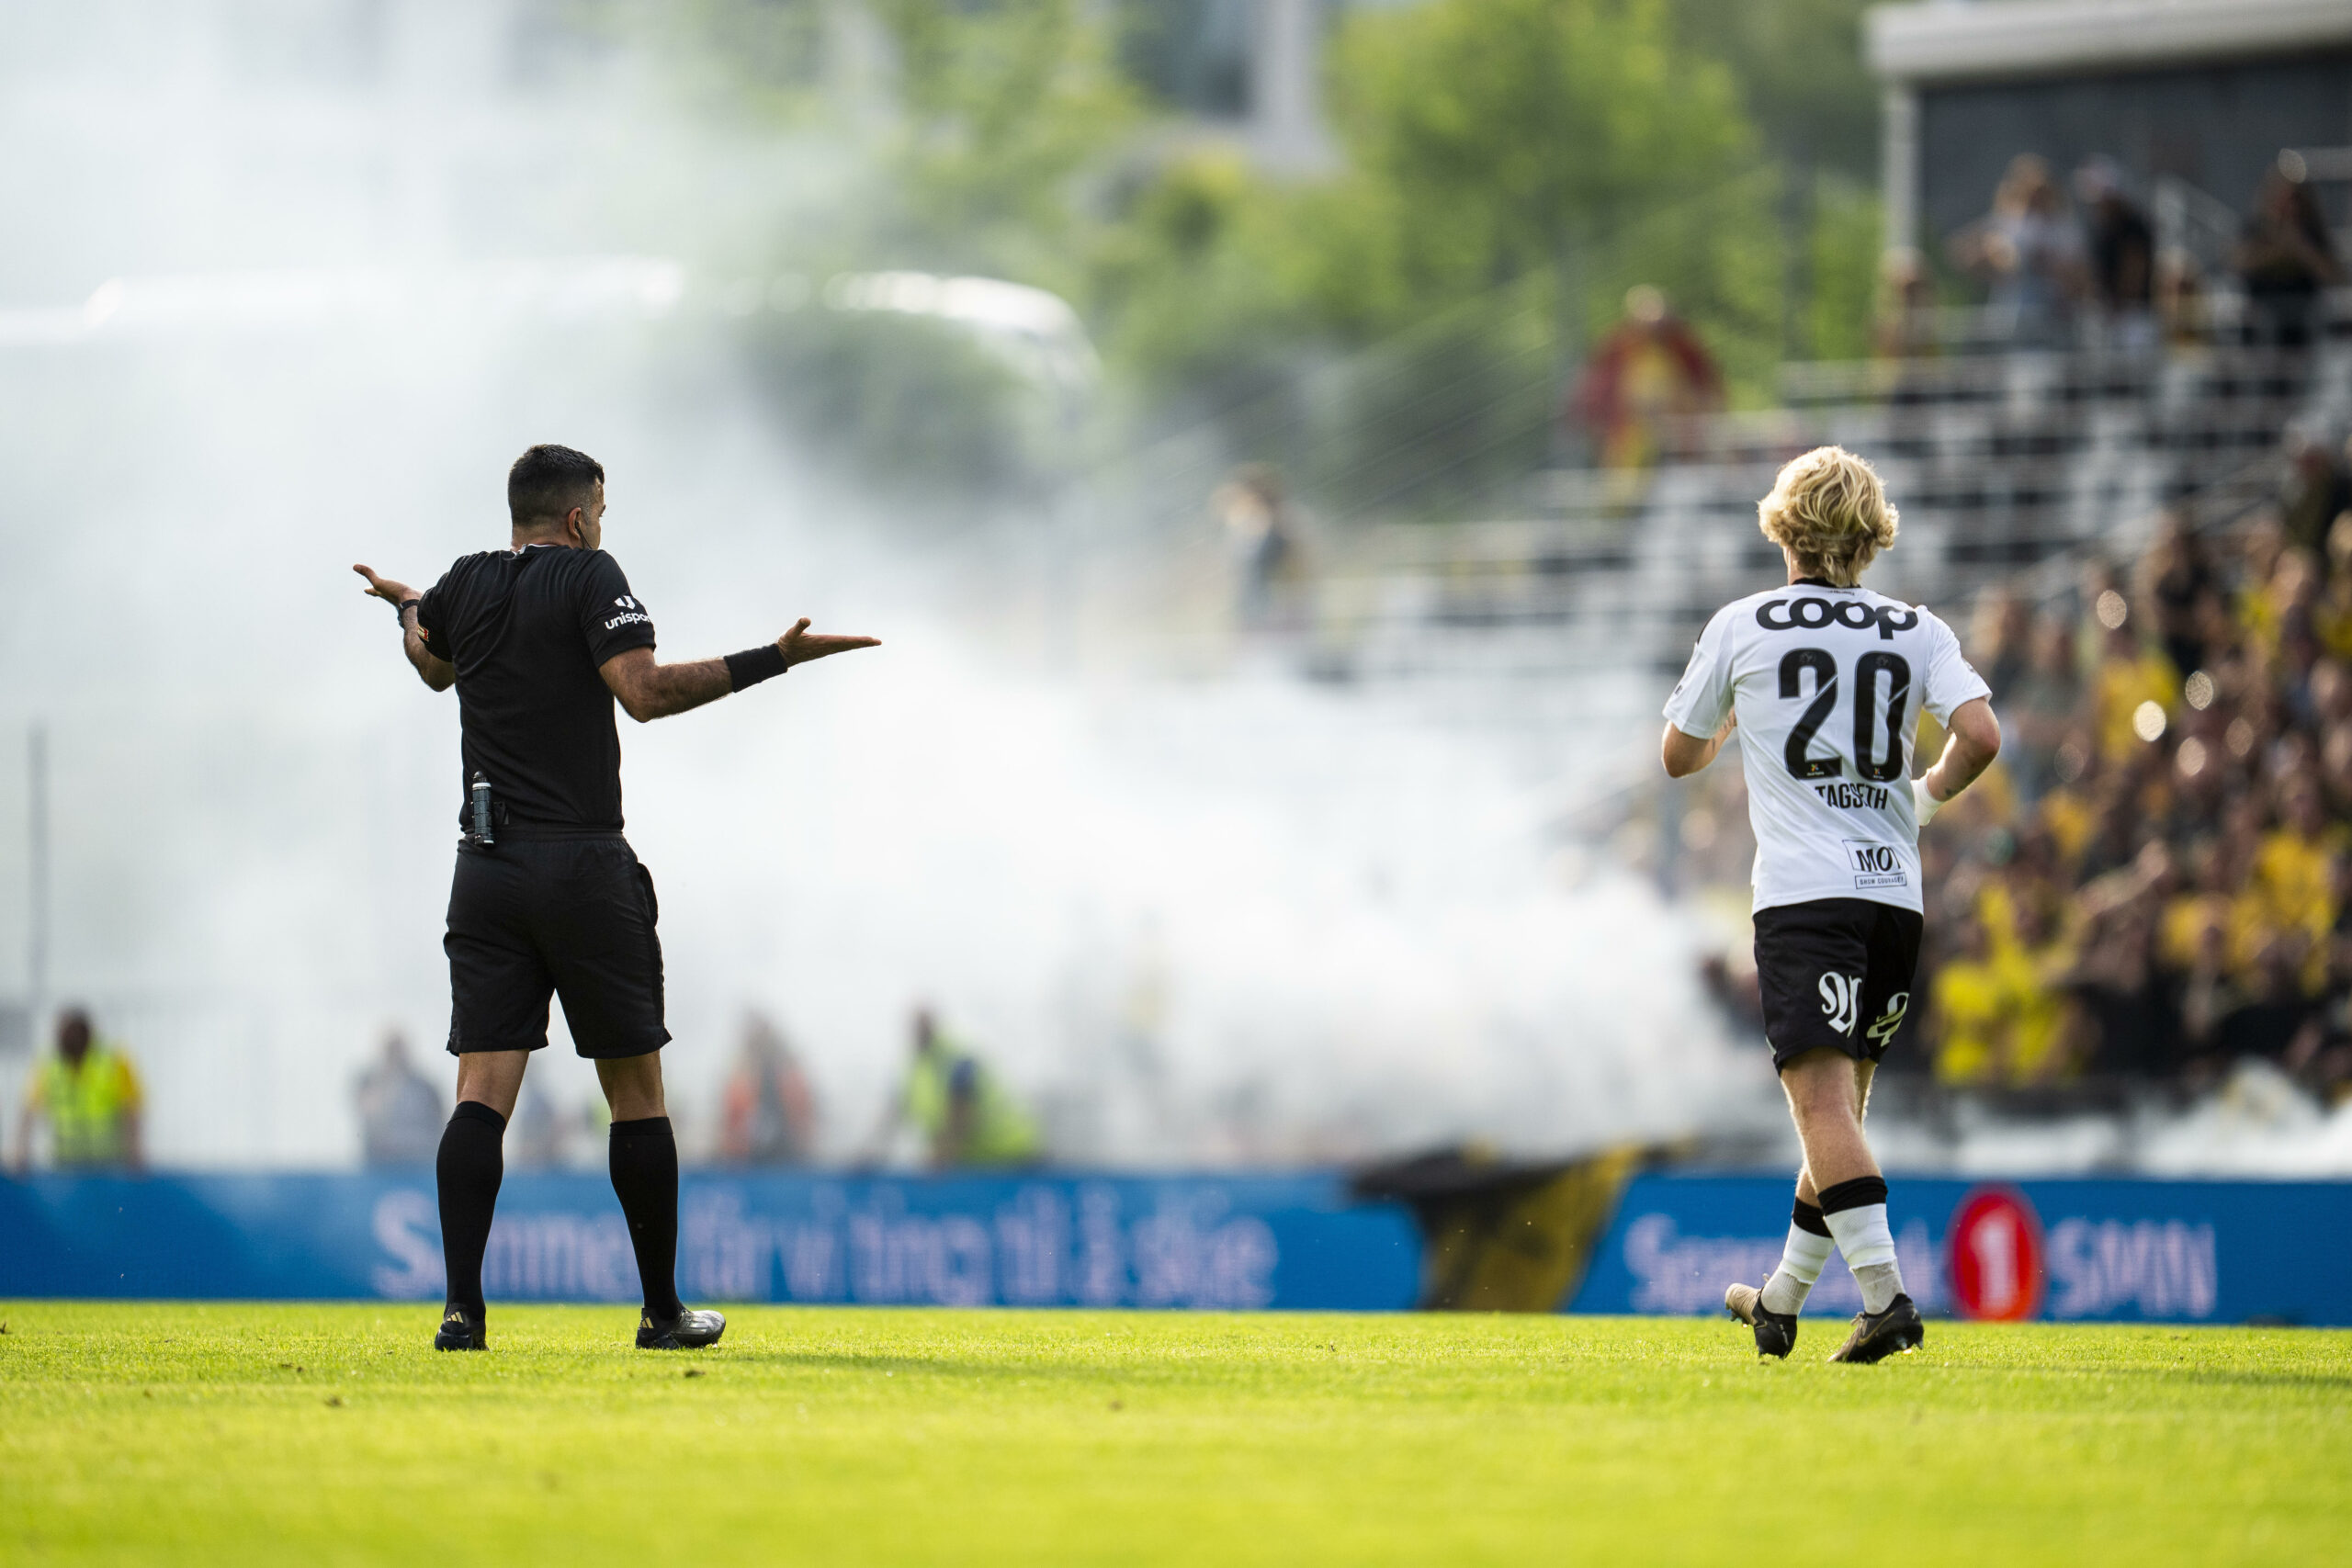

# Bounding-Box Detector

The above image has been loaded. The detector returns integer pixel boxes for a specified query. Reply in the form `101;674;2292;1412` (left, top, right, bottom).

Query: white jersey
1664;581;1989;914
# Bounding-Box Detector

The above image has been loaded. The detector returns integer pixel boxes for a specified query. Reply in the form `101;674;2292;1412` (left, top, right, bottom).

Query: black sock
609;1115;684;1319
436;1100;507;1320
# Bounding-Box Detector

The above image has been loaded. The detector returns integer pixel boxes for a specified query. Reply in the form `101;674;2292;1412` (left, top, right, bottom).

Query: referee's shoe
638;1306;727;1350
435;1307;487;1351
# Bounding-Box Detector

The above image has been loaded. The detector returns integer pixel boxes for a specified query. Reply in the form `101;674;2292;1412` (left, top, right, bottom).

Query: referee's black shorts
444;835;670;1059
1753;897;1923;1073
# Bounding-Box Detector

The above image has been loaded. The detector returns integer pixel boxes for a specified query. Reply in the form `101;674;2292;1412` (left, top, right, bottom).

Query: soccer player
1661;446;2000;1363
355;444;878;1351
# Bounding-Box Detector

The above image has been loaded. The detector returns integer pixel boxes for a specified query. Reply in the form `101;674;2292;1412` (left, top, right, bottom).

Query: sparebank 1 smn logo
1950;1186;2045;1322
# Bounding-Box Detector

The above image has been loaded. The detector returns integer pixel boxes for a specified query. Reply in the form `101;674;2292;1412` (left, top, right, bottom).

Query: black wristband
393;596;420;624
723;644;790;692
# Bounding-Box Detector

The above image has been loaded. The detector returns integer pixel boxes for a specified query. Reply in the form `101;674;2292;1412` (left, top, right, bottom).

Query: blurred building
1870;0;2352;254
1116;0;1337;173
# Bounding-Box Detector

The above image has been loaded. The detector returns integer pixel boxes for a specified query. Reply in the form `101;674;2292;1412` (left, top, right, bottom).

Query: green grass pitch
2;1303;2346;1565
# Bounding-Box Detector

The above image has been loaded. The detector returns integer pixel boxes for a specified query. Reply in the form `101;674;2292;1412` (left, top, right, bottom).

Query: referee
355;444;877;1351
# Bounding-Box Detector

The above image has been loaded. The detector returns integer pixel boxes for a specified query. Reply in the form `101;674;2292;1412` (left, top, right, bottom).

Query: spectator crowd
1886;150;2342;354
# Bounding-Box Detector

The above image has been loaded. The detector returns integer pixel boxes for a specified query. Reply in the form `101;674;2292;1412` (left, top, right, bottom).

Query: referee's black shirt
415;545;657;834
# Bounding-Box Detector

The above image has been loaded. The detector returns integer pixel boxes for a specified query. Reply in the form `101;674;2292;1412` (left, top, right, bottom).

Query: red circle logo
1948;1186;2046;1322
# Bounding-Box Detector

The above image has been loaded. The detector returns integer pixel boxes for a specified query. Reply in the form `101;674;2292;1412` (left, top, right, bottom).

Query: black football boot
637;1307;727;1350
1724;1281;1798;1359
434;1306;487;1351
1827;1293;1926;1364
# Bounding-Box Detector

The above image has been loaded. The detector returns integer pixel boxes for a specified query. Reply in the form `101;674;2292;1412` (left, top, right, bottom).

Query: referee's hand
777;618;880;667
353;563;418;607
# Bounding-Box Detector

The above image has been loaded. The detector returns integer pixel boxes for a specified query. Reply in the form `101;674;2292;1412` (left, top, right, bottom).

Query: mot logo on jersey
1842;839;1907;890
1755;597;1920;641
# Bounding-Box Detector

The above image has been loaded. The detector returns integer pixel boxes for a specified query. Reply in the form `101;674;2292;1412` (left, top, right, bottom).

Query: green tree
1667;0;1880;180
1090;0;1778;515
864;0;1141;289
1328;0;1754;338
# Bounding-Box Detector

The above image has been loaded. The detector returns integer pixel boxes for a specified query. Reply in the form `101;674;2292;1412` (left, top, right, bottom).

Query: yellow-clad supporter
2244;546;2324;668
2163;840;2239;973
2312;514;2352;660
2090;615;2179;766
2036;770;2100;865
2232;514;2289;656
1930;915;2009;1084
2242;780;2340;992
12;1008;143;1172
1933;889;2073;1086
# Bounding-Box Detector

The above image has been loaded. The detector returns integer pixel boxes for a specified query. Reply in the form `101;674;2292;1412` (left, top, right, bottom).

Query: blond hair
1758;446;1898;587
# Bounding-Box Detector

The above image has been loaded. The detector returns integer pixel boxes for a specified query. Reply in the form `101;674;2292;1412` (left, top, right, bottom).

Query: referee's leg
595;1052;684;1323
438;841;559;1350
546;844;721;1348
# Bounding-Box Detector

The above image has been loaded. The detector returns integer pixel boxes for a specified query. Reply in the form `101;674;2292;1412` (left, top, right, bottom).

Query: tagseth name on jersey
1663;583;1989;914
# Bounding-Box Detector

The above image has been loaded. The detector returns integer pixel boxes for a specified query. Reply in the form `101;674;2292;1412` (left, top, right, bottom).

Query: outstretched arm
599;617;880;723
353;565;454;692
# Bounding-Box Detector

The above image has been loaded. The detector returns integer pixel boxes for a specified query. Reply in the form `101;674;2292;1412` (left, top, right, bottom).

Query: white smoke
0;0;1766;1168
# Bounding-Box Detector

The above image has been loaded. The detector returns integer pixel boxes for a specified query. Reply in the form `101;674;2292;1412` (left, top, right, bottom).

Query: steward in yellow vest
896;1010;1039;1169
16;1010;143;1171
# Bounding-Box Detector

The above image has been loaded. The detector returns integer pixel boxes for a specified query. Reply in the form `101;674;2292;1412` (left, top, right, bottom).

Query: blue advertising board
0;1170;1422;1312
1569;1173;2352;1327
6;1169;2346;1324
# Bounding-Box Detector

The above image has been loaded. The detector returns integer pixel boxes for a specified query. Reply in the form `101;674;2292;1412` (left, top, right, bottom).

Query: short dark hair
507;444;605;527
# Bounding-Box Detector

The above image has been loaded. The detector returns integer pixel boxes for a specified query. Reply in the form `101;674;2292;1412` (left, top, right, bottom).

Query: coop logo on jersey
1754;597;1919;640
1817;971;1862;1035
1842;839;1908;889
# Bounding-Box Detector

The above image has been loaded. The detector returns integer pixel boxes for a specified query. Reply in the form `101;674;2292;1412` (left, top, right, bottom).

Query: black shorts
1753;897;1923;1072
444;836;670;1059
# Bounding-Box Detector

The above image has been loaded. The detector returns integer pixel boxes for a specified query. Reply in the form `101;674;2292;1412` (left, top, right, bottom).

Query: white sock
1824;1202;1903;1314
1760;1223;1835;1315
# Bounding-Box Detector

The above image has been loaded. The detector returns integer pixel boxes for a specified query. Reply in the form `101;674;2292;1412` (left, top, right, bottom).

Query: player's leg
548;842;722;1349
1725;902;1873;1357
1765;1057;1869;1321
1817;909;1925;1362
438;846;555;1350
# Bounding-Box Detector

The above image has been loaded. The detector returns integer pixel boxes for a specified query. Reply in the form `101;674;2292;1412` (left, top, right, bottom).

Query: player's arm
1917;697;2000;811
352;566;455;692
599;619;880;724
1662;711;1736;779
